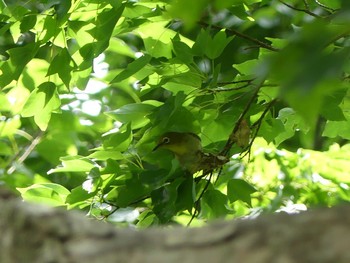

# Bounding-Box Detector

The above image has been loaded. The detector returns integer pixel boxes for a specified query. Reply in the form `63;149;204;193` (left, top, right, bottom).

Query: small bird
153;132;228;174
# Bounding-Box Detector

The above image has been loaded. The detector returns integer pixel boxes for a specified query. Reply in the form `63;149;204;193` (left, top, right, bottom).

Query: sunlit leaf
110;54;152;83
87;150;124;161
0;43;38;86
48;156;97;174
21;82;61;130
103;123;132;151
17;183;70;207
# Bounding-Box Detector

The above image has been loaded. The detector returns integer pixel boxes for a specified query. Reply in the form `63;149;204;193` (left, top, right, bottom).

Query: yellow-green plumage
153;132;228;174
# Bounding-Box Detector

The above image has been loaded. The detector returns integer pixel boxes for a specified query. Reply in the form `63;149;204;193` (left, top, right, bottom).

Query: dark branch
314;0;338;12
278;0;323;18
220;83;263;156
198;21;279;52
217;79;255;87
188;173;213;226
241;99;277;157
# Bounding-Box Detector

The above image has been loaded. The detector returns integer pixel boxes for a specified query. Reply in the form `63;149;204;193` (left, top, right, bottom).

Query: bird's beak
152;142;162;152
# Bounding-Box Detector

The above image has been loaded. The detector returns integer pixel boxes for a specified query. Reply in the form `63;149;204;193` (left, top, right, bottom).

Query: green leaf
227;179;257;206
105;180;149;208
105;102;157;129
21;81;61;130
172;35;194;64
0;43;37;87
87;150;124;161
275;108;309;146
0;0;7;11
110;54;152;83
0;141;12;156
66;185;95;209
41;15;60;42
0;117;21;137
175;176;195;212
103;124;132;151
214;0;241;9
192;29;233;59
201;189;228;219
87;4;125;55
205;31;233;59
2;173;33;190
0;93;11;111
21;82;56;116
259;117;285;144
269;22;350;124
192;29;211;57
20;15;37;32
138;169;169;188
235;59;259;76
319;89;347;121
134;21;193;58
48;156;96;174
137;211;158;228
163;71;202;90
4;0;350;227
82;167;101;194
152;178;184;223
47;48;75;88
7;4;29;20
54;0;71;22
150;92;200;133
169;0;210;29
17;183;70;207
323;119;350;140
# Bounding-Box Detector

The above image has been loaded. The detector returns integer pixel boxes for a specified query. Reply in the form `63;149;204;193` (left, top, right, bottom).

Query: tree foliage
0;0;350;226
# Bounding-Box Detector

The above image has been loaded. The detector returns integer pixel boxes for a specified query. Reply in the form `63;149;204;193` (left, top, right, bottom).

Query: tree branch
243;99;277;156
188;173;213;226
7;131;44;174
211;79;254;92
314;0;338;12
198;21;279;52
220;83;263;156
278;0;323;18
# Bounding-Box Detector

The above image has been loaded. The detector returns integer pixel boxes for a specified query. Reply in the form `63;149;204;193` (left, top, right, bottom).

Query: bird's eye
163;137;170;144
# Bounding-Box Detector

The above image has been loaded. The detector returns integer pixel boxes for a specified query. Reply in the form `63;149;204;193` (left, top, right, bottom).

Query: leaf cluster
1;0;350;226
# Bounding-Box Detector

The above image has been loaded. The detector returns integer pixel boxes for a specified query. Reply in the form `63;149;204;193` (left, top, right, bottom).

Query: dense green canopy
0;0;349;226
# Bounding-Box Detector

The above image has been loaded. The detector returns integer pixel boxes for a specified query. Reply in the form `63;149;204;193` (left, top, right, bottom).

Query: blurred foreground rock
0;190;349;263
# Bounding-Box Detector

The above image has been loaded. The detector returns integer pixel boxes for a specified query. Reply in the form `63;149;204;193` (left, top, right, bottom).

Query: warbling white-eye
153;132;228;174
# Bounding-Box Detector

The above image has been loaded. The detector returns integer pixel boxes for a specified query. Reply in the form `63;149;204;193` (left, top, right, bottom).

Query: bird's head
153;132;202;156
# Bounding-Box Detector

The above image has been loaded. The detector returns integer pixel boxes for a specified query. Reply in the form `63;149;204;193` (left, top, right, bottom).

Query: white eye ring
163;137;170;144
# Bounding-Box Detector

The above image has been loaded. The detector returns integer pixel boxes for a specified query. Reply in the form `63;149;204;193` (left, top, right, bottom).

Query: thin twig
101;195;150;219
217;79;255;87
278;0;323;18
211;83;251;93
302;0;310;10
324;30;350;49
251;99;277;129
198;21;279;52
314;0;337;12
187;172;213;226
241;99;277;159
220;83;263;156
7;131;44;174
